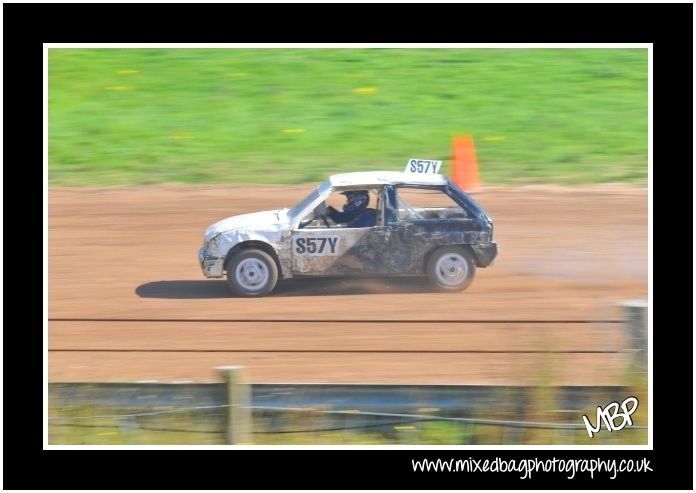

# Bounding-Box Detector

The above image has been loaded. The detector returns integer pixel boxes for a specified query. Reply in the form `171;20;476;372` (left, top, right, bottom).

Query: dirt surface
48;185;648;384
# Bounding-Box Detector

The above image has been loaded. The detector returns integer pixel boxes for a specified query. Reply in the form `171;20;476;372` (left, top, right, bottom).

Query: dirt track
48;185;648;384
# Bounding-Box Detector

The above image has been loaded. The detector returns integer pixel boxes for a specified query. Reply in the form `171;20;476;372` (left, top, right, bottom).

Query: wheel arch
423;244;476;273
224;240;282;275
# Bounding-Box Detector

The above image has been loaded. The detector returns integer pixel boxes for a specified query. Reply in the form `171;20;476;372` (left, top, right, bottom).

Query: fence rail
49;381;632;412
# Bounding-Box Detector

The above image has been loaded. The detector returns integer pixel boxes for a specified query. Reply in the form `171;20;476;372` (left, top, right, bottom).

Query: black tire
426;246;476;291
226;249;279;297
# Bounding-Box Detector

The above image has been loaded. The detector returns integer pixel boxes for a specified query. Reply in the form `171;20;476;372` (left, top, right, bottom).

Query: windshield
287;184;325;221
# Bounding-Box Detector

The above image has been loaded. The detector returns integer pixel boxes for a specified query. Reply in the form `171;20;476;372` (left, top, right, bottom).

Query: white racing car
199;160;497;296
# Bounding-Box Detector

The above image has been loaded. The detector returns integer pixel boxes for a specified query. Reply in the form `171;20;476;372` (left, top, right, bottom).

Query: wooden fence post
218;366;252;444
619;300;648;373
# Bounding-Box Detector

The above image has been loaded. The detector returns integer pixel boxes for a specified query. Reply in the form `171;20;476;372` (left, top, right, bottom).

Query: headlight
204;226;219;243
207;234;222;254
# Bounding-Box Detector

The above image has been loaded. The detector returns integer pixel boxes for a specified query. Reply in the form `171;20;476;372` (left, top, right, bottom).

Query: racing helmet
340;190;369;213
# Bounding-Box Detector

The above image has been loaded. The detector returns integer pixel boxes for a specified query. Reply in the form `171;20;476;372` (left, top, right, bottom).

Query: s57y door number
294;236;340;255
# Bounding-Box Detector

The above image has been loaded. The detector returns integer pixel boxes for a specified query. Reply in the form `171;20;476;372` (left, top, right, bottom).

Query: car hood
205;209;289;240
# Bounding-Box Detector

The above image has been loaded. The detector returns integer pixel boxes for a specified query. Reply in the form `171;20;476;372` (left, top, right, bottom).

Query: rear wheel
226;249;278;297
426;246;476;291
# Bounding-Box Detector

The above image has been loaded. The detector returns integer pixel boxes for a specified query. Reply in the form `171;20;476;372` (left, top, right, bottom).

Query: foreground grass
49;415;647;445
49;395;647;446
49;49;647;186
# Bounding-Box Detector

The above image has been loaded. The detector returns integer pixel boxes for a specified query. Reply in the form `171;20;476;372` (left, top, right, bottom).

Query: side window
299;188;382;229
396;187;468;220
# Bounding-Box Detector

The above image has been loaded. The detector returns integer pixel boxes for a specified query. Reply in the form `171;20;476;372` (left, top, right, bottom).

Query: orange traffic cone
451;135;482;193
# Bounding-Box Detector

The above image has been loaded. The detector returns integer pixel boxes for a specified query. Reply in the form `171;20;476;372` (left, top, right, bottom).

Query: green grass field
49;49;647;186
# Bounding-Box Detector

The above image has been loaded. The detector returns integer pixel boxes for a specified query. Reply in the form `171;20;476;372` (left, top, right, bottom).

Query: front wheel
426;246;476;291
226;249;279;297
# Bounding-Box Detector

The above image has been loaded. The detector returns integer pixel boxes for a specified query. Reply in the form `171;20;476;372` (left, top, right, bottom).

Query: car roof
328;171;449;187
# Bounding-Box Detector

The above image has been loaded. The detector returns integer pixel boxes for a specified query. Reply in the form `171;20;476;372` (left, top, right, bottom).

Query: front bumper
471;241;498;268
199;248;225;278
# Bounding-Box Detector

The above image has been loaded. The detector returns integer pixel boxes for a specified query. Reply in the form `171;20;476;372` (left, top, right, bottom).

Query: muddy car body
199;171;497;296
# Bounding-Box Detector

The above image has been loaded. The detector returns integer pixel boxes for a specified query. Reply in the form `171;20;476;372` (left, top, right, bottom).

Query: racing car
199;164;497;296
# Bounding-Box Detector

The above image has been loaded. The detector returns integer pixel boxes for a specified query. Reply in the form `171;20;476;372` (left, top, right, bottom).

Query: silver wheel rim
434;253;468;287
235;258;269;291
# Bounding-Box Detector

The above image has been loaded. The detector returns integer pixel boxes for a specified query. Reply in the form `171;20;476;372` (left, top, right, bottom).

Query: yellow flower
353;87;377;95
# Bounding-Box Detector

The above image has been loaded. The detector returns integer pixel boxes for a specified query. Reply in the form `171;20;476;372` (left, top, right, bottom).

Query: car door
290;187;391;276
387;185;485;274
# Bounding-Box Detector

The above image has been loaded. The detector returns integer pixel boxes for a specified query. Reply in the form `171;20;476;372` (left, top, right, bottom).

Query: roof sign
405;159;442;175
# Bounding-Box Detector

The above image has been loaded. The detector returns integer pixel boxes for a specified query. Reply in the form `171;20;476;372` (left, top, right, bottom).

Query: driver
326;190;376;227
